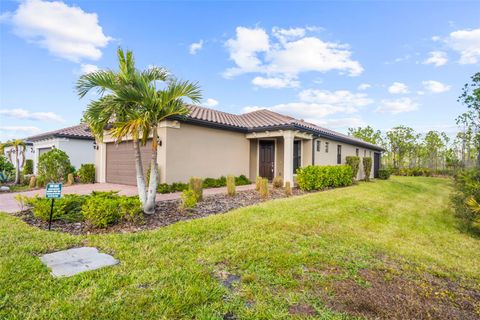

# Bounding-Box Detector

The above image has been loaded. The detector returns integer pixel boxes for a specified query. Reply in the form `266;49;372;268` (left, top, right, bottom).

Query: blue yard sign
46;183;62;199
45;183;62;230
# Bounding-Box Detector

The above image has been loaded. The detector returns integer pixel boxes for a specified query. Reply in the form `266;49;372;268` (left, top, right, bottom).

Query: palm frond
76;70;118;98
466;196;480;214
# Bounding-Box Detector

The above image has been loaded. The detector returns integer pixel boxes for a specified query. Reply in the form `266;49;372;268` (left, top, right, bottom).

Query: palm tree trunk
133;139;147;205
14;146;20;184
143;127;158;214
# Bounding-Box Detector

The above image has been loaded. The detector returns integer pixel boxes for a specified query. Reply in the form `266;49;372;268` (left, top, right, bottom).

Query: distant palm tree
5;139;26;184
77;48;201;213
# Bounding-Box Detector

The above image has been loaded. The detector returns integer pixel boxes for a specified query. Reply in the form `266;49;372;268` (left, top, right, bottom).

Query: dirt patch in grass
321;263;480;320
13;188;305;235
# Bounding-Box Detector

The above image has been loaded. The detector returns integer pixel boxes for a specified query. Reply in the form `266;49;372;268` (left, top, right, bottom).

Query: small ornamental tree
37;149;72;183
363;157;372;181
345;156;360;180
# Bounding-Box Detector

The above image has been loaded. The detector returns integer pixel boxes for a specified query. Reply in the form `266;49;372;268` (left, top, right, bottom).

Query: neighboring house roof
27;124;94;142
179;105;384;151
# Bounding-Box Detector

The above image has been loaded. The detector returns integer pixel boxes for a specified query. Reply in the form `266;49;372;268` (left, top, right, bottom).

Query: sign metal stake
48;198;55;231
45;183;62;231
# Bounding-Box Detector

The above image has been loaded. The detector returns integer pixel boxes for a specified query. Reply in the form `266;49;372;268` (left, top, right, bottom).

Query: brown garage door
106;140;152;185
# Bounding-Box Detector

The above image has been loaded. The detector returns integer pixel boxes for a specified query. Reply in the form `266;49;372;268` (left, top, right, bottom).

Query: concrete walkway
0;183;256;213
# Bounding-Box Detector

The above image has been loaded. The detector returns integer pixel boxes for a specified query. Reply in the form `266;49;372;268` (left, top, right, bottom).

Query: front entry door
373;152;381;178
259;141;275;180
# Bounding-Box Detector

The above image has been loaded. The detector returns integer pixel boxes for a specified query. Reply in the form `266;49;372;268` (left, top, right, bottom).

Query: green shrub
272;176;283;188
378;169;391;180
118;196;143;222
259;178;269;199
23;159;33;175
37;149;72;183
181;189;197;209
36;175;46;188
171;182;189;192
82;196;119;228
157;183;172;194
78;164;95;183
296;165;353;191
30;194;87;222
226;175;236;196
363;157;372;181
452;168;480;233
345;156;360;180
189;177;203;202
284;181;292;197
0;155;14;181
14;194;29;211
29;176;37;188
235;175;251;186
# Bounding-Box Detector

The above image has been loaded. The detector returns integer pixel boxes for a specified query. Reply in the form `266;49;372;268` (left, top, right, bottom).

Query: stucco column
283;131;294;186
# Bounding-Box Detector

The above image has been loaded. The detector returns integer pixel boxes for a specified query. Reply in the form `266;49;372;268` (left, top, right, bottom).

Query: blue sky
0;0;479;141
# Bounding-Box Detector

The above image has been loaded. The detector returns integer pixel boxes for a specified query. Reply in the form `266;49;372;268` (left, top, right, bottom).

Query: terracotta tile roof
183;105;383;151
27;124;94;142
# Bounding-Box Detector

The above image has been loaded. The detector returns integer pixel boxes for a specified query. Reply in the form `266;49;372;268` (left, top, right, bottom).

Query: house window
337;145;342;164
293;140;301;173
325;142;329;153
316;140;321;152
356;148;359;157
364;149;366;157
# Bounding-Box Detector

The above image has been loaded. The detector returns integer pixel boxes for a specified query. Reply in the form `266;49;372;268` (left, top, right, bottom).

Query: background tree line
348;71;480;172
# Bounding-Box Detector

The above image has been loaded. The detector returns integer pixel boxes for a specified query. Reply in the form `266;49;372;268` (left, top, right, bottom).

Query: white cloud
224;26;363;82
446;28;480;64
224;27;270;77
388;82;409;94
243;89;373;122
80;64;99;74
376;98;418;114
189;40;203;55
4;0;111;62
422;80;451;93
204;98;219;107
251;76;299;88
423;51;448;66
0;108;64;122
357;83;371;90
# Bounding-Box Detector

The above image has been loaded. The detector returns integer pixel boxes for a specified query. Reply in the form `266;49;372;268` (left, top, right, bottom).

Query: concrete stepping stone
40;247;118;277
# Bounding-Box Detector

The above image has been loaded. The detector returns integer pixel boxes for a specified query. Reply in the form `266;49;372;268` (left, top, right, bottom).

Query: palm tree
77;48;201;214
5;139;26;184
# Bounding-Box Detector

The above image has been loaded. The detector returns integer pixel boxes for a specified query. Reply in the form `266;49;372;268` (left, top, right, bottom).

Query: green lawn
1;177;478;319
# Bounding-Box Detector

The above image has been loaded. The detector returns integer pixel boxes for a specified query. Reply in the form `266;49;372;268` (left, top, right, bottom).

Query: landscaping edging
13;188;306;235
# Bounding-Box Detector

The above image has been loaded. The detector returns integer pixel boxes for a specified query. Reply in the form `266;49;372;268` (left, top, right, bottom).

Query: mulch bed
13;188;306;235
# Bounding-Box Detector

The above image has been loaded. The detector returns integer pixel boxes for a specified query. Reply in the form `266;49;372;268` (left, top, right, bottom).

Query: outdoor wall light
93;141;99;150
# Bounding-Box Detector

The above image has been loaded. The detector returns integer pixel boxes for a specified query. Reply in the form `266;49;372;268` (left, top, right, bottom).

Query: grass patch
0;177;479;319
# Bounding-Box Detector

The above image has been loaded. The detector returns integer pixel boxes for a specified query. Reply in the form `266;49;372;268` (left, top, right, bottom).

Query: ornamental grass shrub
189;177;203;202
272;176;283;188
226;175;236;196
296;165;353;191
345;156;360;180
181;189;197;209
78;164;95;183
28;176;36;188
66;173;74;186
259;178;269;199
363;157;372;181
284;181;292;197
255;176;262;191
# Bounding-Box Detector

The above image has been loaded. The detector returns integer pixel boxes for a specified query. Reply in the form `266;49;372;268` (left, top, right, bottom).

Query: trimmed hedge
363;157;372;181
296;165;353;191
23;159;34;175
345;156;360;180
157;175;251;194
378;169;391;180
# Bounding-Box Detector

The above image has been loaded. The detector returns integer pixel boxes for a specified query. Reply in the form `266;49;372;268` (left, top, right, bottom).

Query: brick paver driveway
0;183;256;213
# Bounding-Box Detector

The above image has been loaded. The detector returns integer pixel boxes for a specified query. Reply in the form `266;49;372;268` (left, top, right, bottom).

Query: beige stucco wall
313;137;376;180
164;123;250;183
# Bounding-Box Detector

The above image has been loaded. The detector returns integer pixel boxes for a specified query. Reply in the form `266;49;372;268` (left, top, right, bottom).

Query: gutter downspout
312;136;317;165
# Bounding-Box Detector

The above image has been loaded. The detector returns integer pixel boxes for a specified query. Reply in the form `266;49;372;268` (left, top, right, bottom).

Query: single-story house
27;124;95;174
95;105;383;186
3;140;34;169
